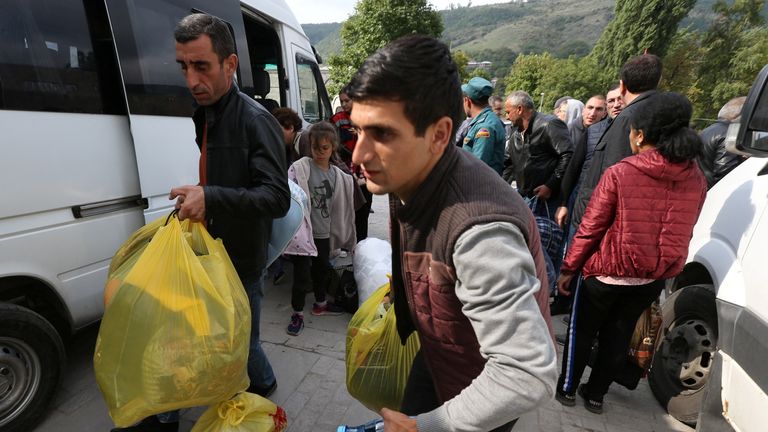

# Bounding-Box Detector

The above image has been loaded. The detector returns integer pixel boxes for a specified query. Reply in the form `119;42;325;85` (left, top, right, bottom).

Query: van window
106;0;195;117
0;0;123;114
296;55;330;123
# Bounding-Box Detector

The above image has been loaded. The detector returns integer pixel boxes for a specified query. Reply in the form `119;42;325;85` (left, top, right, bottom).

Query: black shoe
555;333;567;346
555;390;576;407
578;385;604;414
248;379;278;398
111;416;179;432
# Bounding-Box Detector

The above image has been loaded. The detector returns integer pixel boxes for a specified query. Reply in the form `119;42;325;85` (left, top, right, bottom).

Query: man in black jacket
503;90;573;214
698;96;747;188
171;11;289;393
570;54;662;230
113;14;289;432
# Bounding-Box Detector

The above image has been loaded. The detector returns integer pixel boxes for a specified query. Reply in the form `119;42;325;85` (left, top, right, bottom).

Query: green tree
590;0;697;72
452;50;470;82
505;54;611;111
695;0;765;118
469;67;491;80
711;26;768;105
327;0;443;94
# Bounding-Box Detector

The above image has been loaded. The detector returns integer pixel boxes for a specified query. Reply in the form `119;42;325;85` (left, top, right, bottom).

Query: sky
285;0;507;24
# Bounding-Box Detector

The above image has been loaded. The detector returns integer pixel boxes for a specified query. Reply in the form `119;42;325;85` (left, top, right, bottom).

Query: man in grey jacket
348;35;556;432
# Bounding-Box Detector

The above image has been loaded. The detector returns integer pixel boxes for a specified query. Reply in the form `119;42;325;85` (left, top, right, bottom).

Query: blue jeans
242;270;276;388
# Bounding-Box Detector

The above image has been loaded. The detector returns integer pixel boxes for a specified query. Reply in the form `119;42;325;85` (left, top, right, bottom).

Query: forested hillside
305;0;767;66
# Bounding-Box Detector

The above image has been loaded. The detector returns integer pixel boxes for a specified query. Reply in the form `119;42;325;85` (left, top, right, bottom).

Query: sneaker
286;313;304;336
578;384;604;414
555;390;576;407
273;269;286;285
248;380;278;398
312;302;344;316
111;416;178;432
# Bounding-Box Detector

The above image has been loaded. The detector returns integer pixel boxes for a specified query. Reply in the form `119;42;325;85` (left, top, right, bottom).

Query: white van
648;66;768;431
0;1;331;430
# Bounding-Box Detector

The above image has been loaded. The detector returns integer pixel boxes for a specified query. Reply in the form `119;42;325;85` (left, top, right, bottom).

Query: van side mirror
734;64;768;157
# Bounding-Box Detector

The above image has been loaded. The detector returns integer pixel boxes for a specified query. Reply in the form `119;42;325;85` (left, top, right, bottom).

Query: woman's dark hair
272;107;302;132
631;92;702;163
346;35;462;140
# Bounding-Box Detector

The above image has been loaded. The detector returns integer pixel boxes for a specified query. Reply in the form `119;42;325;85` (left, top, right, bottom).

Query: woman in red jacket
554;92;707;413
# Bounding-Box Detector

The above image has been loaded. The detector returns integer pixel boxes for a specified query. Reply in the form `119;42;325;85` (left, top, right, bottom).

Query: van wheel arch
0;276;72;340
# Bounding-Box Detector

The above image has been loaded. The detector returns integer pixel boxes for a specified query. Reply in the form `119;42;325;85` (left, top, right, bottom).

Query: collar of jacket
194;83;241;130
394;143;459;224
621;89;658;113
469;105;493;127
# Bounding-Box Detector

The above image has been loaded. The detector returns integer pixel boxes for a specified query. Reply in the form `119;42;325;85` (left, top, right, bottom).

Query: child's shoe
311;302;344;316
286;313;304;336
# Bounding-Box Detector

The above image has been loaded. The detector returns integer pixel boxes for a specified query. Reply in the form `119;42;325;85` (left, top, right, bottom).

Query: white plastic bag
352;238;391;305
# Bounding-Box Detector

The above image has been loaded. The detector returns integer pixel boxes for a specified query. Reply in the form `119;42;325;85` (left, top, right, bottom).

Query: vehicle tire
0;303;66;432
649;285;717;426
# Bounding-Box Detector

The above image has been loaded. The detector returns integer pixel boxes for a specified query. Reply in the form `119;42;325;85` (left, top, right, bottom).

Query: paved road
33;194;693;432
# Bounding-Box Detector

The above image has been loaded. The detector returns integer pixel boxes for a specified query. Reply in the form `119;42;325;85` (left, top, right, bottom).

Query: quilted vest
390;144;551;403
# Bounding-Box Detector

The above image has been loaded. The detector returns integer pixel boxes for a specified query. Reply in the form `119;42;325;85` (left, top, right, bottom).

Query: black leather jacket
698;120;744;188
193;84;290;277
503;111;573;200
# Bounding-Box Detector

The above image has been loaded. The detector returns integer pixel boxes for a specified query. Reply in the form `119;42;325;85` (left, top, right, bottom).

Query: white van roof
241;0;306;36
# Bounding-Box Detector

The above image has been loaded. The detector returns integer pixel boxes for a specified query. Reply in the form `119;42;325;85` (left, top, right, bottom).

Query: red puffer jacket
562;148;706;280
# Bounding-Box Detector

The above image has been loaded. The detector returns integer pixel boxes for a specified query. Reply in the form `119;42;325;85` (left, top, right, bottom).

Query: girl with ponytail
553;92;707;413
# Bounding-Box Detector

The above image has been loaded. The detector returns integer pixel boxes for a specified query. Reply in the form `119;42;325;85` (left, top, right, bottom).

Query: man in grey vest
348;35;556;432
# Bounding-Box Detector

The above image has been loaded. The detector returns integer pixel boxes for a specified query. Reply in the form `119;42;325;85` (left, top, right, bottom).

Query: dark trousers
290;237;330;311
355;183;373;241
401;350;518;432
558;277;664;398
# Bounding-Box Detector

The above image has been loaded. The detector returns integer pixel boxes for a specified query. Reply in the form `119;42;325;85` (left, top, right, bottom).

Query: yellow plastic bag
346;283;419;412
192;392;287;432
95;216;251;427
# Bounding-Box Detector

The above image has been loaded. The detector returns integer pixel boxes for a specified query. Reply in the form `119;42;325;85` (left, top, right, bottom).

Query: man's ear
619;79;627;95
429;116;453;154
224;53;238;76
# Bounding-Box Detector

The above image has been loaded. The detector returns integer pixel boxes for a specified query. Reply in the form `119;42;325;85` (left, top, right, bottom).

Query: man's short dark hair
607;81;621;93
620;54;662;94
346;35;462;140
174;13;235;63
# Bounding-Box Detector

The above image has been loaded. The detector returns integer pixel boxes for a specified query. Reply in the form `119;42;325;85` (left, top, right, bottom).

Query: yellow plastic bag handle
217;399;247;426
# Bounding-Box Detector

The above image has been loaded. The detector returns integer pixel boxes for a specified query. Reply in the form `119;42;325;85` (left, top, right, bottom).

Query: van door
102;0;249;221
292;45;332;124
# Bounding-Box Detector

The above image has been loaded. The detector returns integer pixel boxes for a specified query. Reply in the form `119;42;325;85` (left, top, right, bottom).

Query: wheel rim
658;318;716;391
0;337;42;427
